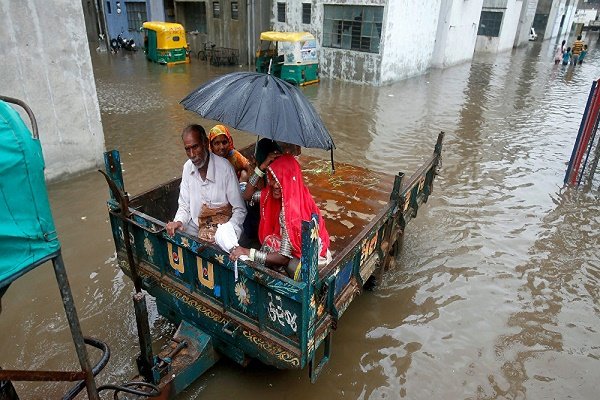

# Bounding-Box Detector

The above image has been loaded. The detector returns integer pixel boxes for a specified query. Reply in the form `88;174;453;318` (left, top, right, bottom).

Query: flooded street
2;35;600;399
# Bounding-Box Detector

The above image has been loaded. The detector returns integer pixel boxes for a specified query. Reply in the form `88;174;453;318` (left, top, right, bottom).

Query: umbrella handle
330;148;335;173
268;59;273;75
255;136;260;159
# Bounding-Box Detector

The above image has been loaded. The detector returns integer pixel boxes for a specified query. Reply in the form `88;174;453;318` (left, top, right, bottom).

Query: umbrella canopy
180;72;335;151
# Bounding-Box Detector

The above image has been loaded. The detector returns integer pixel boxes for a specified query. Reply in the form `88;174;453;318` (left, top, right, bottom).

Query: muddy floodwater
2;35;599;399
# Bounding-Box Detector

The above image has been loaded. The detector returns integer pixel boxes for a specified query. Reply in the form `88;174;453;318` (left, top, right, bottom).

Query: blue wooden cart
102;133;443;397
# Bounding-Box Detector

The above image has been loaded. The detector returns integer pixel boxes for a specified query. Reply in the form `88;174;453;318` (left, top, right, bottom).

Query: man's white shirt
174;152;246;237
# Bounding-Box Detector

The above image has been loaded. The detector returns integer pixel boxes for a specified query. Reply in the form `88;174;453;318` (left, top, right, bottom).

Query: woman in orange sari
208;124;252;180
230;154;331;279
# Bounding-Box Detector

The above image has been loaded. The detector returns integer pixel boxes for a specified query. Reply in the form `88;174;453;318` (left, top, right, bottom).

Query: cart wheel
363;275;378;291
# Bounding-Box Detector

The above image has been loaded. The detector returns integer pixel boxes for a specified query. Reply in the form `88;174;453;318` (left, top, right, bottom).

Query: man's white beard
196;150;209;169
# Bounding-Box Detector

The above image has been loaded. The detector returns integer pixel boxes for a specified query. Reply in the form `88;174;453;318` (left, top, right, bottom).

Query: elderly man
166;124;246;239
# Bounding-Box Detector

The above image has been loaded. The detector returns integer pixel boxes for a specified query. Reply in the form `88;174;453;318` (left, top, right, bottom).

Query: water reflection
494;189;600;399
309;81;379;166
1;39;599;399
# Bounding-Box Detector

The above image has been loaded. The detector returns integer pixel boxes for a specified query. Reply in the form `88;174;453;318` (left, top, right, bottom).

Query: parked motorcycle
110;33;137;53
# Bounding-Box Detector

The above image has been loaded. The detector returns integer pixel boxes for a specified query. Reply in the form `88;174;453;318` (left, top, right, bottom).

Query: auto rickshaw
142;21;190;66
256;31;319;86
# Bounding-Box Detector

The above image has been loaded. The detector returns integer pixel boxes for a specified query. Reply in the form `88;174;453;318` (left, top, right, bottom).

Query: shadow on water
1;38;600;399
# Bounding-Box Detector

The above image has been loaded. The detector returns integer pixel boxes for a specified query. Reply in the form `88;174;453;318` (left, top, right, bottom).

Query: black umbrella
180;72;335;152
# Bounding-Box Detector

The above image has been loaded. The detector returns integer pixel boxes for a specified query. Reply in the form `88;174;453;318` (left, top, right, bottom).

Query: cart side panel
108;209;307;350
334;260;353;297
143;272;304;370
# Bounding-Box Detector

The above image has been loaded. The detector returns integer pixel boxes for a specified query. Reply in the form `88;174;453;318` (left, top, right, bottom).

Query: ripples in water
3;35;600;399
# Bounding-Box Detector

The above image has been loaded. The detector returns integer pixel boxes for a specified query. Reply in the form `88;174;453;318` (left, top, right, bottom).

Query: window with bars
213;2;221;18
322;5;383;53
231;2;239;20
477;11;503;37
302;3;311;24
277;2;286;23
125;2;147;31
181;1;207;33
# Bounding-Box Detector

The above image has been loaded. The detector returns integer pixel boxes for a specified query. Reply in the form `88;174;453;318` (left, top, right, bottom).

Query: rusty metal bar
133;292;155;383
52;254;100;400
99;169;143;293
0;370;85;382
63;336;111;400
434;131;444;157
0;95;39;139
156;340;188;370
0;367;19;400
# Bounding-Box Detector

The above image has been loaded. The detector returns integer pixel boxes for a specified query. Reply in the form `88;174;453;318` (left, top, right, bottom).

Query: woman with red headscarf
230;154;331;279
208;124;252;180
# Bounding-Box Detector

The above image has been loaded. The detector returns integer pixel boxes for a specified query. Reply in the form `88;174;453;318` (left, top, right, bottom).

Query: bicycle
197;41;216;61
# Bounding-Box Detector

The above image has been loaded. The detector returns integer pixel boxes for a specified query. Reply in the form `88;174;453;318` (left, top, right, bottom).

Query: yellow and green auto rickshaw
142;21;190;66
256;31;319;86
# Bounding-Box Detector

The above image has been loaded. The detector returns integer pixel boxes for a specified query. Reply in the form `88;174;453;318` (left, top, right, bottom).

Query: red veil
259;154;330;258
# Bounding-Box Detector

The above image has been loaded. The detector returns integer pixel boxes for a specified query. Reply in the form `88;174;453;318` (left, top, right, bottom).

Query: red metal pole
570;79;600;184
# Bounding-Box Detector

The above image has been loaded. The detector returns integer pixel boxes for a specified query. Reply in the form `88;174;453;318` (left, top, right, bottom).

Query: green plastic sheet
0;100;60;288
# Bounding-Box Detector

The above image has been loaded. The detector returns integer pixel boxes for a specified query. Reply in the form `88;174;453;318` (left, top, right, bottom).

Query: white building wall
514;0;539;46
545;0;578;40
574;8;597;25
272;0;313;32
0;0;105;182
545;0;567;40
273;0;386;84
148;0;166;21
432;0;484;68
475;0;523;53
564;0;579;35
379;0;441;85
498;0;524;49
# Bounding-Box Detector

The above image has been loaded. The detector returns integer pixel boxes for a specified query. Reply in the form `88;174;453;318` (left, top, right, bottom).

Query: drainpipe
251;0;256;63
247;0;251;65
96;0;110;52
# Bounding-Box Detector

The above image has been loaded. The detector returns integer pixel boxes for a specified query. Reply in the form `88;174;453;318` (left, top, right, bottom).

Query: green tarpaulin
0;100;60;288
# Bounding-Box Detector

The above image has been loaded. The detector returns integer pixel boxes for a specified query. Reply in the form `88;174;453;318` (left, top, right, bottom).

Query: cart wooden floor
298;156;396;259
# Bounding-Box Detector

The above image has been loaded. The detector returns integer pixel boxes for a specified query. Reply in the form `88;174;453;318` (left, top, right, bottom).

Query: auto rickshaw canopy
259;31;315;43
143;21;188;50
0;100;60;288
256;31;319;85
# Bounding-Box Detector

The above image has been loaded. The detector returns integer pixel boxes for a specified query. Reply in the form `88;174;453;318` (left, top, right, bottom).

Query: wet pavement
1;33;599;399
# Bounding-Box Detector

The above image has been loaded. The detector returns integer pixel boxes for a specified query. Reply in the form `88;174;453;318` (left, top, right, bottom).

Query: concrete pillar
432;0;484;69
148;0;165;21
541;0;569;40
379;0;442;84
514;0;540;47
475;0;524;53
0;0;105;182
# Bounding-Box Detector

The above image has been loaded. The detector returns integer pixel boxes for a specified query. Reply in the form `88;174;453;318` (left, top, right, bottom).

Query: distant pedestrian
562;47;571;65
571;35;585;65
554;40;566;64
578;45;588;65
